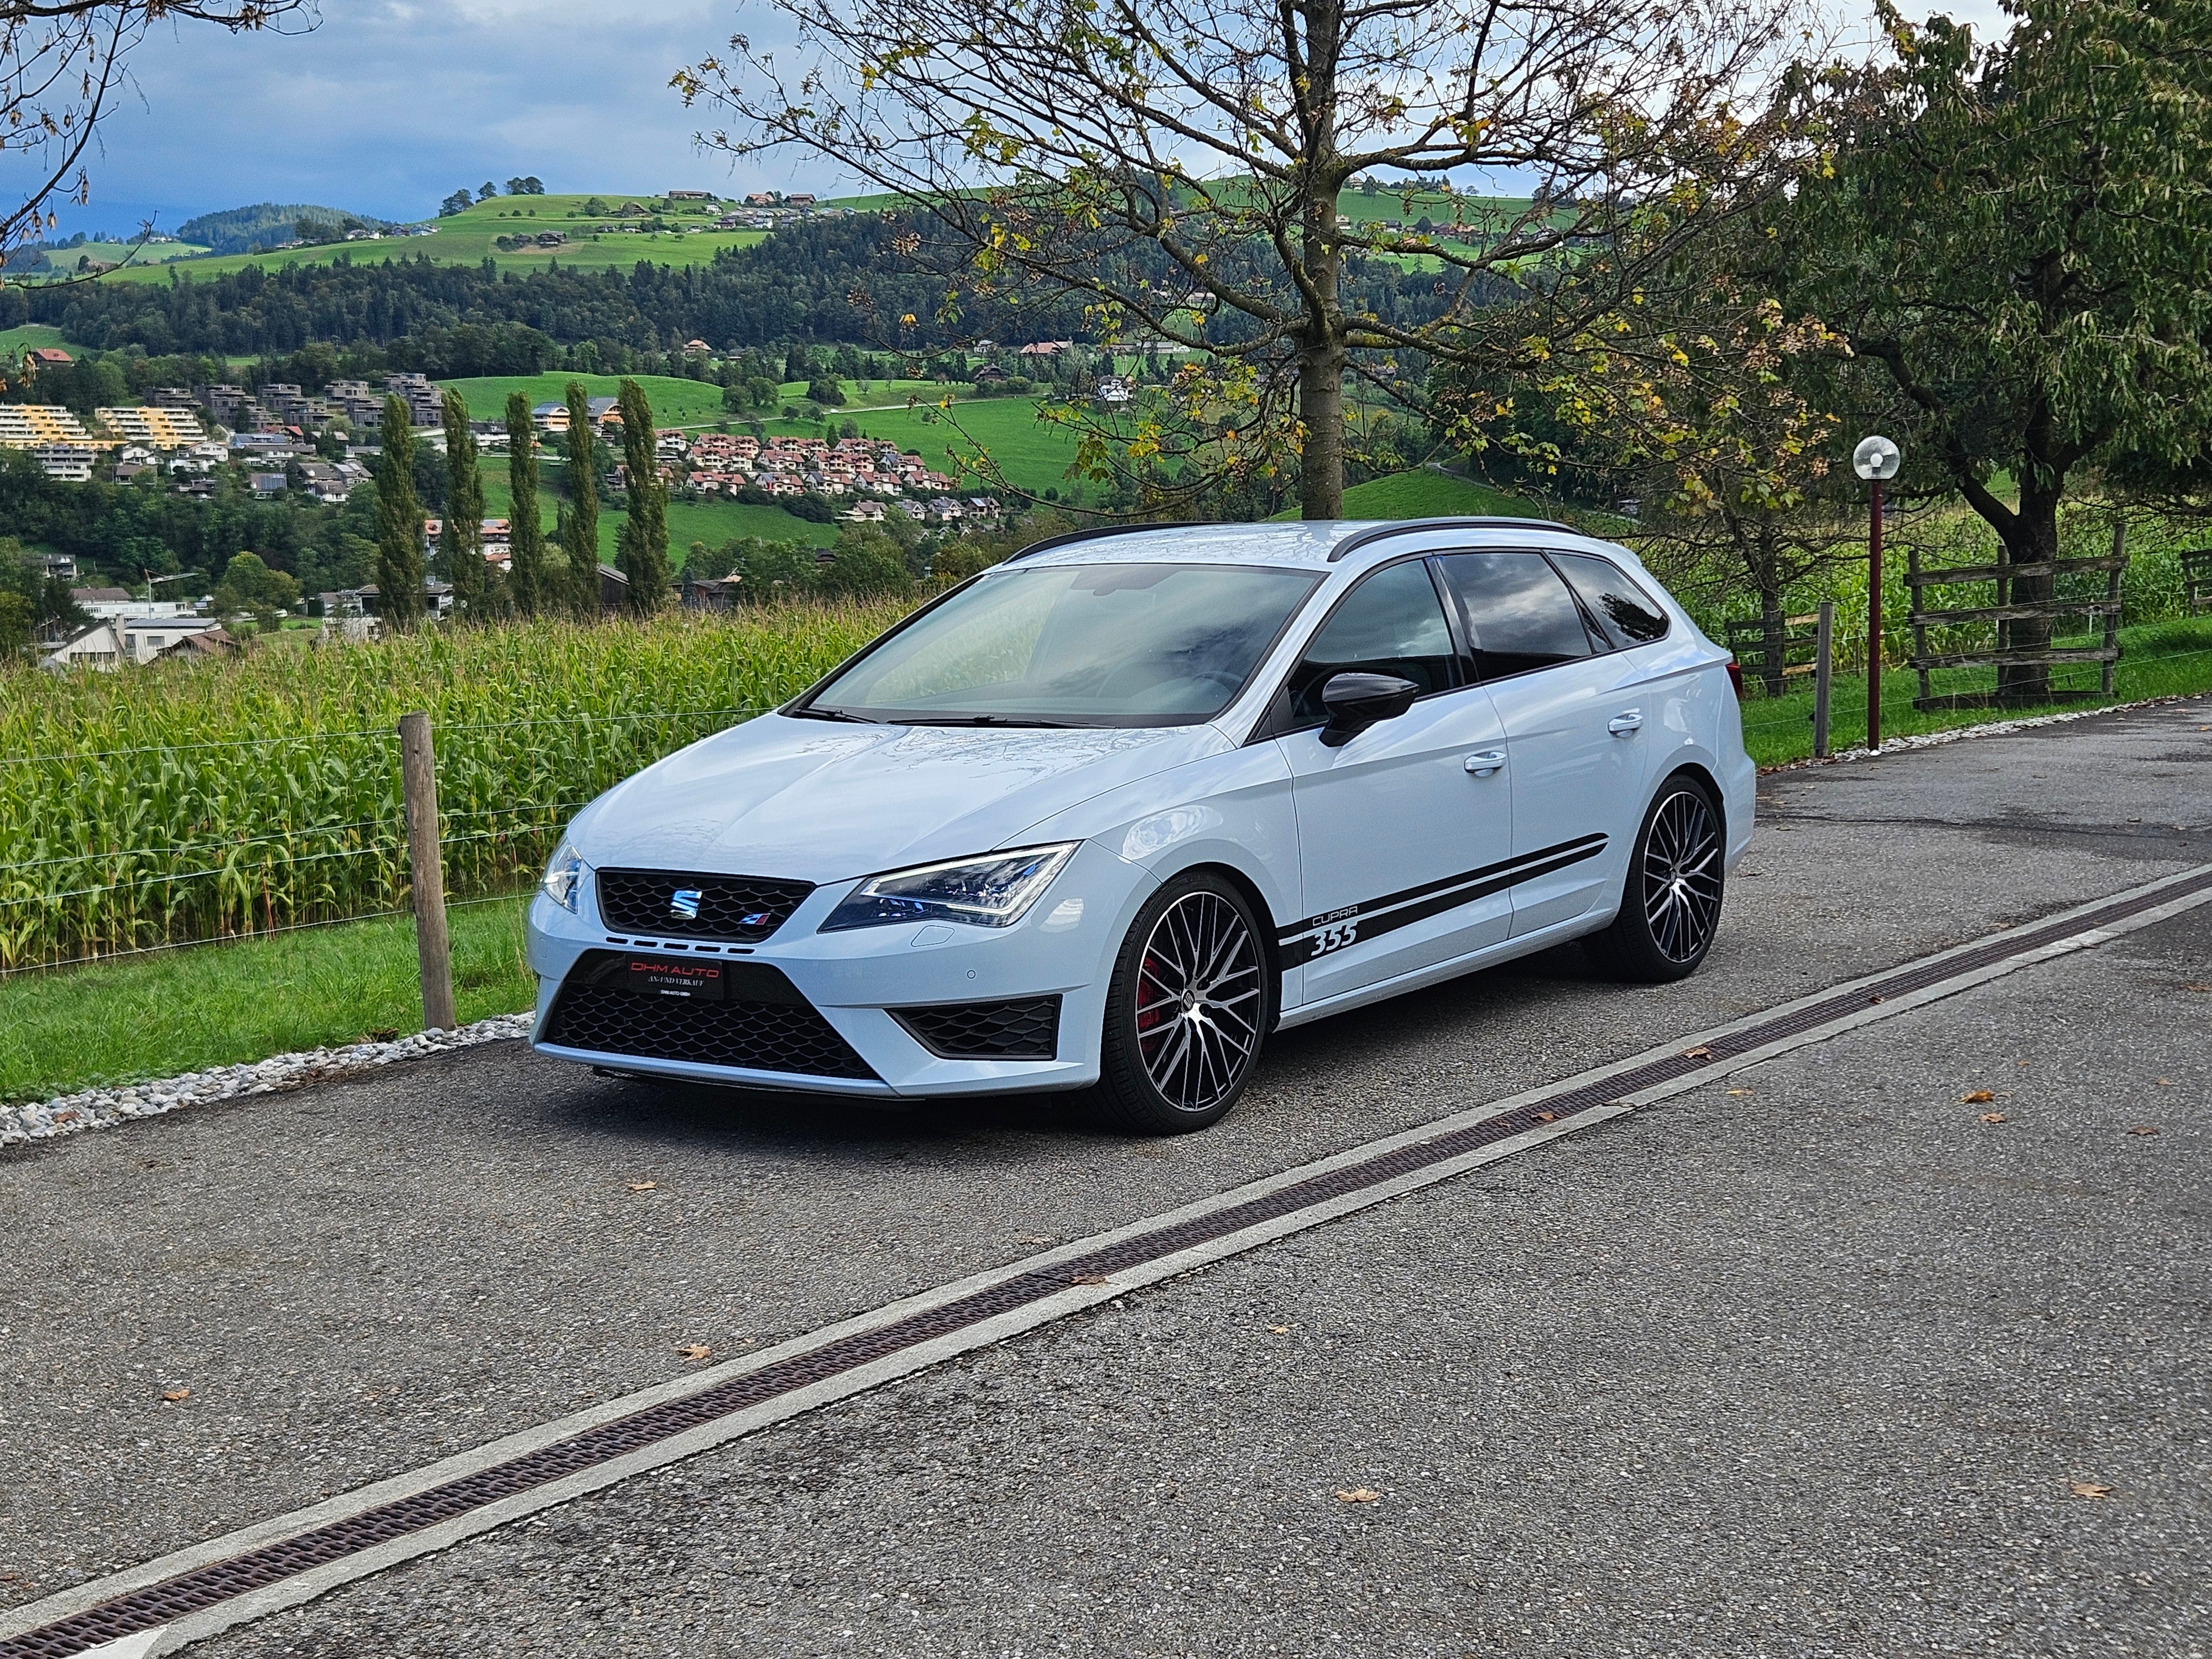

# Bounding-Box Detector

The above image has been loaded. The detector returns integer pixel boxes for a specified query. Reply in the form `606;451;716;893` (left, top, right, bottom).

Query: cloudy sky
48;0;2013;241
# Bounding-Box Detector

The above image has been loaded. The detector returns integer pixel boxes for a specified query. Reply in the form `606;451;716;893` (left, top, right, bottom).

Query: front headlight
541;840;587;912
820;842;1078;933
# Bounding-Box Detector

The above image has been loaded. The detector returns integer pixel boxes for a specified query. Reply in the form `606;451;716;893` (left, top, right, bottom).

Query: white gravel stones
0;1013;535;1149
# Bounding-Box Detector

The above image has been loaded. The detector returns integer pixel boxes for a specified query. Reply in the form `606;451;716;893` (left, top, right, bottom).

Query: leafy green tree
816;526;915;598
479;182;500;202
614;378;671;613
439;389;487;618
0;589;32;659
374;397;426;629
681;0;1799;518
561;382;601;617
507;176;545;196
1786;0;2212;698
440;189;474;217
505;392;547;614
210;550;302;622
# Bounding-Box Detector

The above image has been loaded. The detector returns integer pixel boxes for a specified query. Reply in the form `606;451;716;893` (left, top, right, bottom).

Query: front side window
1436;551;1596;679
805;562;1321;728
1284;559;1458;725
1553;552;1670;648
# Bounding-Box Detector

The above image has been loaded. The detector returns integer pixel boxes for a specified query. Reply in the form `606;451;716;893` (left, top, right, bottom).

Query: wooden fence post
1812;601;1835;760
399;711;456;1031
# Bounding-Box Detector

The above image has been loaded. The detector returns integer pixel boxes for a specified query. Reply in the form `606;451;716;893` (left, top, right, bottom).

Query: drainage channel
8;862;2211;1659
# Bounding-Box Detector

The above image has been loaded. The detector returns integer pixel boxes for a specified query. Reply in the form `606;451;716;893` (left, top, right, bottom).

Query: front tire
1092;873;1272;1134
1584;773;1726;983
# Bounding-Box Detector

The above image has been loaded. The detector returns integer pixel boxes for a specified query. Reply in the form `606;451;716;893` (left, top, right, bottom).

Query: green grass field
764;395;1087;495
100;192;773;283
479;477;839;562
0;900;534;1105
442;373;734;428
0;322;83;357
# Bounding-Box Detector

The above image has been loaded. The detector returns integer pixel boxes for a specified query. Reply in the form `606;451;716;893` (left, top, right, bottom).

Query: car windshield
802;562;1323;728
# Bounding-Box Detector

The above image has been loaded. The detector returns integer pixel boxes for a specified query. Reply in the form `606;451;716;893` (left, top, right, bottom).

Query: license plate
625;956;727;1000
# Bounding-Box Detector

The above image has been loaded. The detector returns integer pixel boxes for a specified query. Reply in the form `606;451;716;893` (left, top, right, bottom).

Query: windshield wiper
786;706;880;724
886;714;1091;729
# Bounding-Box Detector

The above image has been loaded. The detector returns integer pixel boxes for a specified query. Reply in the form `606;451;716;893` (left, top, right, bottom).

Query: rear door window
1552;552;1671;649
1284;559;1458;726
1434;551;1597;680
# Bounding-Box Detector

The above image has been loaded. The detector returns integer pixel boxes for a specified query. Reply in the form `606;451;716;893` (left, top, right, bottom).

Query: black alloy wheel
1584;773;1726;983
1093;872;1271;1133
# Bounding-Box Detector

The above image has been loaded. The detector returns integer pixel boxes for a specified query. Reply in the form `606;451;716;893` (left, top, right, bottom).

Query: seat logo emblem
669;888;702;920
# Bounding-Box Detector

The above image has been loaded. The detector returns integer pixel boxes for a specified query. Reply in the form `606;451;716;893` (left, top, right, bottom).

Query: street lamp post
1852;435;1902;754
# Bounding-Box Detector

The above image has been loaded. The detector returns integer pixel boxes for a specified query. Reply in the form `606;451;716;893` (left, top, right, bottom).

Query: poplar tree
439;389;487;619
614;378;671;614
561;381;601;617
505;392;546;615
373;396;425;631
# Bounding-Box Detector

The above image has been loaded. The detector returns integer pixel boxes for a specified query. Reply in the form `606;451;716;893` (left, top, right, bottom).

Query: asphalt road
4;695;2208;1656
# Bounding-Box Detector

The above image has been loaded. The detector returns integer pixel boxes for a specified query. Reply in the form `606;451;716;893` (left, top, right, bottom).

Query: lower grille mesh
893;996;1062;1060
544;957;875;1080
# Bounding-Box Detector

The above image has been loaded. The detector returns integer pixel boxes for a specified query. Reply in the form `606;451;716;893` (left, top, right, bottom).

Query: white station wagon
529;518;1754;1131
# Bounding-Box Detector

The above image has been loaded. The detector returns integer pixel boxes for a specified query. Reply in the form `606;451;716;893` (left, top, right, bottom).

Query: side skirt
1272;910;1618;1032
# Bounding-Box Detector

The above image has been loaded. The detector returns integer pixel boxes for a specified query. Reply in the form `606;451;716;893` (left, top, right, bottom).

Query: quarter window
1553;552;1670;648
1435;551;1596;679
1285;559;1457;725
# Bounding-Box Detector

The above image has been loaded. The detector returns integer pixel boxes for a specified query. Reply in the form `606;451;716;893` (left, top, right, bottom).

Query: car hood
574;713;1230;883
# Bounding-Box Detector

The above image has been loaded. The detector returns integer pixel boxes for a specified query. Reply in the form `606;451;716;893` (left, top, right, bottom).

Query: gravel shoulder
3;694;2206;1629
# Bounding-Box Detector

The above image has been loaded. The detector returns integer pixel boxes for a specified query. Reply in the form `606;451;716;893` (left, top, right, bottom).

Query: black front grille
596;868;813;942
545;952;875;1079
893;995;1062;1060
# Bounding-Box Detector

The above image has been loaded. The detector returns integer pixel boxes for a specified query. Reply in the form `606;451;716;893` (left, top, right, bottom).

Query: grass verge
1736;615;2212;765
0;900;535;1106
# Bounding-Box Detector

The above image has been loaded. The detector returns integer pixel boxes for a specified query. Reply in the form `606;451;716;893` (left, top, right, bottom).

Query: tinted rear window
1553;552;1670;648
1435;551;1595;679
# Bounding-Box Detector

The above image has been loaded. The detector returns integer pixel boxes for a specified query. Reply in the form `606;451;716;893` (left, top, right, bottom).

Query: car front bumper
524;840;1154;1098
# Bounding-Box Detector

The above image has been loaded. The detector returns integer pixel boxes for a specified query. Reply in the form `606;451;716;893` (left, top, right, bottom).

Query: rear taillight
1725;658;1745;700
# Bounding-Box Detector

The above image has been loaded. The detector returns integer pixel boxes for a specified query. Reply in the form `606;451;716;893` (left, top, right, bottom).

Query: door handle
1608;710;1644;737
1464;750;1506;776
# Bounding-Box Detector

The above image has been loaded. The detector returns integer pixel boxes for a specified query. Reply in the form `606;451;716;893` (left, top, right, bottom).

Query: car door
1433;550;1653;937
1269;557;1516;1005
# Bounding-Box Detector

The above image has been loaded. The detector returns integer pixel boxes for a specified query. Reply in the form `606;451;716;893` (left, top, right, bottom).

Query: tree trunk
1997;473;2063;702
1295;0;1345;522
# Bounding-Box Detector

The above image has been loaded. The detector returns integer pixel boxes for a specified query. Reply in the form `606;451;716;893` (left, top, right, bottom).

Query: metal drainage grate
7;867;2205;1659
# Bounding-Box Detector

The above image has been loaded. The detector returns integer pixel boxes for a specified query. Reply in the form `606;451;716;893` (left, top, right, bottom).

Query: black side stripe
1276;835;1608;967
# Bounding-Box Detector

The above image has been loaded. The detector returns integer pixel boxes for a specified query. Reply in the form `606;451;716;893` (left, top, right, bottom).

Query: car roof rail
1001;521;1196;562
1326;515;1578;563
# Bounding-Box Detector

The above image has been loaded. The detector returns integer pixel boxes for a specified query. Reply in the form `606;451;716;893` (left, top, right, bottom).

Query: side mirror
1319;671;1420;747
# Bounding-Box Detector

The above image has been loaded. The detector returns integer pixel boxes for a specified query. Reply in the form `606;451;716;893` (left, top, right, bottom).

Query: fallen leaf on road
2128;1125;2161;1136
675;1343;712;1360
1869;994;1885;1004
1071;1272;1110;1286
2155;1078;2175;1087
2182;984;2212;994
1267;1324;1292;1334
1727;1088;1753;1097
1682;1046;1713;1060
1979;1112;2009;1125
1962;1090;1995;1103
627;1181;657;1192
1334;1488;1380;1503
160;1388;190;1402
2069;1481;2114;1500
1535;1110;1558;1123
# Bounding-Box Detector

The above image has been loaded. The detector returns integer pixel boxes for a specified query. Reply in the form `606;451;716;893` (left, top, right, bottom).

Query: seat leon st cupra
528;518;1755;1133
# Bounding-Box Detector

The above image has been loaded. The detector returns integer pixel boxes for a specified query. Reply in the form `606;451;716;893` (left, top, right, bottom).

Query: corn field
0;602;912;970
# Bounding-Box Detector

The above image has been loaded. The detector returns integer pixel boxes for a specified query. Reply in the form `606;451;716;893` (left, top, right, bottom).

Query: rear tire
1091;872;1272;1134
1583;773;1726;984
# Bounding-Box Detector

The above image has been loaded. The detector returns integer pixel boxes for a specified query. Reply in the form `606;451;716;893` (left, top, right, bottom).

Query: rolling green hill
102;193;774;284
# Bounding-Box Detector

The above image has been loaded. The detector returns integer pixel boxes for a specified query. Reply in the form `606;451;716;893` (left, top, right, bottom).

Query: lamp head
1853;435;1901;481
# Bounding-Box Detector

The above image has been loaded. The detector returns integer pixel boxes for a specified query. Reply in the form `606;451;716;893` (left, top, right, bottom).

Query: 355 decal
1311;919;1360;956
